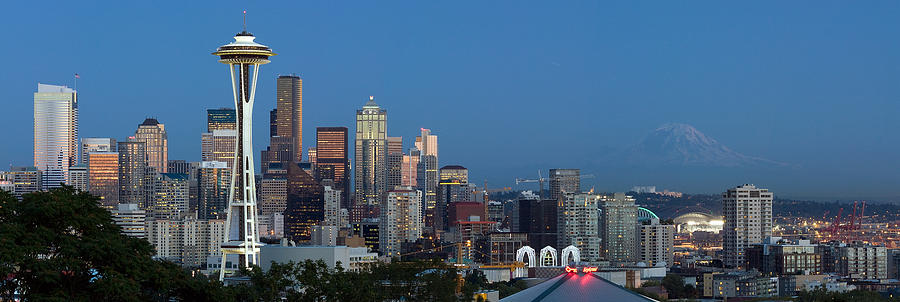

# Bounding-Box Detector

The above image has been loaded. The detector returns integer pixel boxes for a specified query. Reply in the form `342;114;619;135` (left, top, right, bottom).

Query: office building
379;187;423;257
133;118;168;173
201;130;237;168
316;127;350;208
639;218;675;268
284;163;324;242
307;147;317;168
207;108;236;131
150;173;189;220
33;83;78;189
487;232;529;264
351;221;381;252
514;198;558;250
600;193;638;264
259;166;288;216
835;243;887;279
111;203;147;238
67;164;88;191
549;169;580;201
746;237;820;275
261;136;294;175
81;138;116;164
401;149;419;187
258;212;285;239
6;167;41;200
723;184;774;268
167;160;191;175
557;193;601;262
415;129;438;227
87;152;119;209
197;161;230;219
310;225;339;246
386;136;403;191
117;141;148;208
355;97;387;205
276;75;303;162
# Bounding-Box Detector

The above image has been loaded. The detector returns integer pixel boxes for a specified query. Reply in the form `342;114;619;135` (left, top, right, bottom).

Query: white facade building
145;217;225;267
34;84;78;190
111;203;147;238
723;184;773;268
379;187;423;257
639;218;675;268
558;193;601;262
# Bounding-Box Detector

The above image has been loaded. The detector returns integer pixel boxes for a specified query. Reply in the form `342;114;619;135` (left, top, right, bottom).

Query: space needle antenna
243;10;247;32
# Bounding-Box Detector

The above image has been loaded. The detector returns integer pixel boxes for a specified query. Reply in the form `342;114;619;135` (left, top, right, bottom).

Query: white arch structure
539;246;558;267
516;246;536;268
561;245;581;265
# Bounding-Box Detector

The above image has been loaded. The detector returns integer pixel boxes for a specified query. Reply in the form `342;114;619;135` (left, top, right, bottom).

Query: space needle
213;16;275;280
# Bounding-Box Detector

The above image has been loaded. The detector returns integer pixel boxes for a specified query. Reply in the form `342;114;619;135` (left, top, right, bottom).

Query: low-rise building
259;244;378;272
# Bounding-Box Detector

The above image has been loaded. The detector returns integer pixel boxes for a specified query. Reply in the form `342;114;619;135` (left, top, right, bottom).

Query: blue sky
1;1;898;200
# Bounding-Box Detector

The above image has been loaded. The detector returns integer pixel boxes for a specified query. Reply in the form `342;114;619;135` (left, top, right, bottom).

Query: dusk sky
2;1;898;201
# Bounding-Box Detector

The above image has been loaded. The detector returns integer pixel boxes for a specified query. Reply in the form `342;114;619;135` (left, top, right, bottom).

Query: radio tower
213;13;276;280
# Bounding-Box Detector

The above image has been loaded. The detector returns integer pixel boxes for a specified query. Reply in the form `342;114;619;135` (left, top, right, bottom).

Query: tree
0;187;224;301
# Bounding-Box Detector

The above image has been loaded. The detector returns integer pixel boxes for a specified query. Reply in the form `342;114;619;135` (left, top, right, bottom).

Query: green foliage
0;187;228;301
660;274;698;299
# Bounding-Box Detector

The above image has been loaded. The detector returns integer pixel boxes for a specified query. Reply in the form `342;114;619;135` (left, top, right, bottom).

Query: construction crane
399;241;473;265
516;170;548;199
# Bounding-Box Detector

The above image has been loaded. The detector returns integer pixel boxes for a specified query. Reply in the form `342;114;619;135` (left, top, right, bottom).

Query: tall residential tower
723;184;773;268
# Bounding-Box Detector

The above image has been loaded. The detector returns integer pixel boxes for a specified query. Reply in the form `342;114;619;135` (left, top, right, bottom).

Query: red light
565;266;577;273
582;266;598;273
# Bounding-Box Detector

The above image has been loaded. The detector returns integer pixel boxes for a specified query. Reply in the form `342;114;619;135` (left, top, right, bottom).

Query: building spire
243;10;247;32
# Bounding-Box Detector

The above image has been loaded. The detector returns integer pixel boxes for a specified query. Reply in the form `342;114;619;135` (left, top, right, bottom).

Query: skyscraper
81;138;116;165
259;166;288;216
723;184;773;268
134;118;168;173
87;152;119;209
600;193;638;264
323;185;343;227
558;193;601;262
207;108;236;131
213;29;274;277
276;75;302;162
354;97;387;205
198;161;230;219
284;163;324;242
117;141;148;208
317;127;350;208
437;165;473;231
201;130;237;168
167;160;191;175
401;149;419;187
639;218;675;268
379;187;423;257
150;173;189;220
34;83;78;190
549;169;580;201
415;129;438;228
386;137;403;191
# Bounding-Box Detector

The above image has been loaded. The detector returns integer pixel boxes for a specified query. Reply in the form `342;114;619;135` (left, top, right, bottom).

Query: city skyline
3;2;900;200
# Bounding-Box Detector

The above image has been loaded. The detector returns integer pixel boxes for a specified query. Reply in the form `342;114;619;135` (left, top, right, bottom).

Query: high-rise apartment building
355;97;387;205
558;193;601;262
198;161;230;219
276;75;303;162
88;152;119;209
639;218;675;268
323;185;343;227
67;164;88;191
81;138;116;165
150;173;189;220
111;203;147;238
379;187;423;257
34;83;78;189
201;130;237;168
207;108;236;131
549;169;580;201
723;184;773;268
145;217;225;268
134;118;168;173
117;141;148;208
600;193;638;264
284;163;324;242
316;127;350;208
